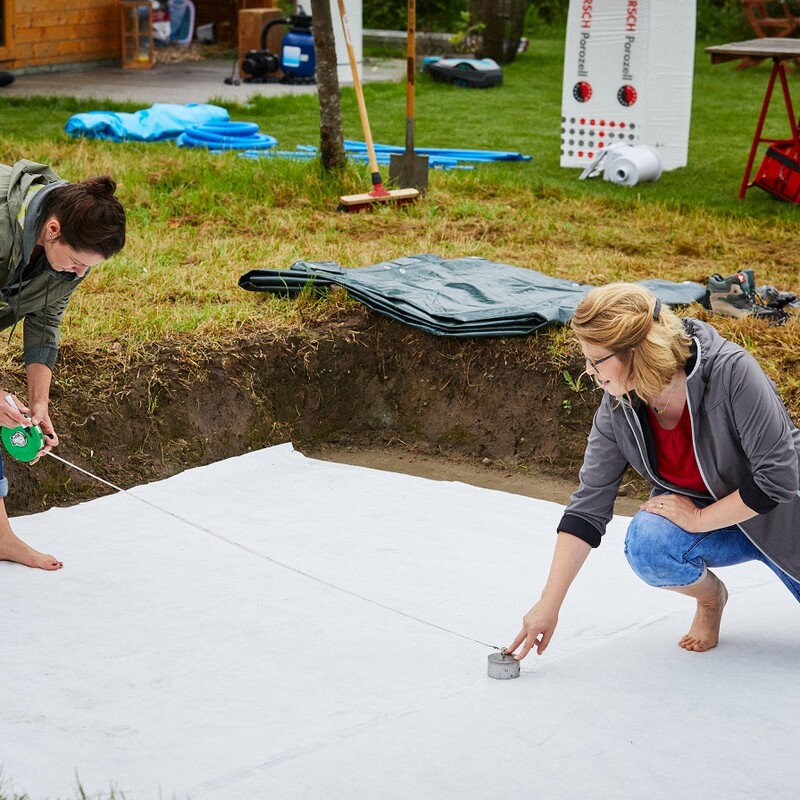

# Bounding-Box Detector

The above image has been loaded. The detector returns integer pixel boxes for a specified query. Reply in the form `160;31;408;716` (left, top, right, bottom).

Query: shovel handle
406;0;416;120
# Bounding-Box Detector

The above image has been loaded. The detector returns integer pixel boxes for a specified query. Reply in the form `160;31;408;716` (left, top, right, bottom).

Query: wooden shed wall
2;1;280;70
4;0;120;71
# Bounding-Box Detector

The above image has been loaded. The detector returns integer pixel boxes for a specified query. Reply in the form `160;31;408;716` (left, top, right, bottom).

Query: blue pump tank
280;11;315;80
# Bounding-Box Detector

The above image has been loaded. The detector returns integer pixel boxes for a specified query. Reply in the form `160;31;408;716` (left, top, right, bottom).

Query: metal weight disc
487;650;521;680
1;424;45;463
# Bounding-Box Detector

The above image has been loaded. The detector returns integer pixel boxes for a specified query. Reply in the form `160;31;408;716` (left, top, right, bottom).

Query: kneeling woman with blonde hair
509;283;800;658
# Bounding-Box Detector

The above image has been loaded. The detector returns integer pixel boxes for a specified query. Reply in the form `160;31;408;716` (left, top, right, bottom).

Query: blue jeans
624;511;800;602
0;452;7;498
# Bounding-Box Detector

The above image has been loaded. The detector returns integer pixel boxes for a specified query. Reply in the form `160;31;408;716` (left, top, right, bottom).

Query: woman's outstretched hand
507;532;591;661
507;599;560;661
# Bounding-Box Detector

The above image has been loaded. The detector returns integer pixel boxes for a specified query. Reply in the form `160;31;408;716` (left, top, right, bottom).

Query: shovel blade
389;152;430;193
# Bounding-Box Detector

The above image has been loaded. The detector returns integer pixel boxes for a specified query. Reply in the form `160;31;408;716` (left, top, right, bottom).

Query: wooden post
120;0;154;69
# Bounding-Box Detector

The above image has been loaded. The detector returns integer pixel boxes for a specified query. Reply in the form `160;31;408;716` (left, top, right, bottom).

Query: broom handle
335;0;382;181
406;0;416;152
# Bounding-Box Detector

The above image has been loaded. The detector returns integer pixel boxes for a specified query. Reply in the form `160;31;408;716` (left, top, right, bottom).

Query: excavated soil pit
6;310;645;517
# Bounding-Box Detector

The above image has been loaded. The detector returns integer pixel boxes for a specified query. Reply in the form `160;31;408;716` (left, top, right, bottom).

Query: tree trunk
469;0;526;64
311;0;346;170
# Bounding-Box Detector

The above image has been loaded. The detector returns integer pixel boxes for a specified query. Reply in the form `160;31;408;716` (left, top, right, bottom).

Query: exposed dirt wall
6;311;602;516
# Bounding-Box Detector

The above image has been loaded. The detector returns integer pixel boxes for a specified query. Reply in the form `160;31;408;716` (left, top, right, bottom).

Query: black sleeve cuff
739;475;779;514
24;345;58;371
557;513;603;548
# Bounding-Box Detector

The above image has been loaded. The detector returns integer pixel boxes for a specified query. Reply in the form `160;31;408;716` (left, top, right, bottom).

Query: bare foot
679;578;728;652
0;528;62;570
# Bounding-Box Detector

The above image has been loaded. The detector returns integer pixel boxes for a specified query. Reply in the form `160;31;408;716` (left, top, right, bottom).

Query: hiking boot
751;302;790;325
706;272;757;318
706;272;790;324
756;284;799;309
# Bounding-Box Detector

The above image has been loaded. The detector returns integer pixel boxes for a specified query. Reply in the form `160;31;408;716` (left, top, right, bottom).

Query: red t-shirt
646;403;707;492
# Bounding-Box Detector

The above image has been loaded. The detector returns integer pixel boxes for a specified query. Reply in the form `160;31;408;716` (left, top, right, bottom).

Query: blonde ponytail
571;283;690;399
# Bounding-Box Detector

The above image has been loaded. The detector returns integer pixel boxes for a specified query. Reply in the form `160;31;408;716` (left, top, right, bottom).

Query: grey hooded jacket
0;159;88;369
559;318;800;581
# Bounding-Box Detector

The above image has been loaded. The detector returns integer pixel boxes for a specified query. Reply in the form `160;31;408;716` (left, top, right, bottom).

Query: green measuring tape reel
1;422;45;463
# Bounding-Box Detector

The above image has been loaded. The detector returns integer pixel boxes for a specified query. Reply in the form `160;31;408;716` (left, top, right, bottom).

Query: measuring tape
1;393;47;463
1;393;51;463
0;421;46;462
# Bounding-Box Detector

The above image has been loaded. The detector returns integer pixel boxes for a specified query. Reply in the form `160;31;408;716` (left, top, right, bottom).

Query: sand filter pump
241;8;315;84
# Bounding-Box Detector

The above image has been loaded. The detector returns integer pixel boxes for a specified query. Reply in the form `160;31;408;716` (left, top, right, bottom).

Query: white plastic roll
604;145;662;186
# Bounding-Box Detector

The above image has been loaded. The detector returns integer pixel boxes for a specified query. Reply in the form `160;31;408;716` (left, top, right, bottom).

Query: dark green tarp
239;253;707;338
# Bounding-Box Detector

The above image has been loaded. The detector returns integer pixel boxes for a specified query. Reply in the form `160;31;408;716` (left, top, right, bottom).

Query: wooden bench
742;1;800;38
740;1;800;67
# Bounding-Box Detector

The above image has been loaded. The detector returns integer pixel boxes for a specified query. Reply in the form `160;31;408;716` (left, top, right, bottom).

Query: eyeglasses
584;352;617;372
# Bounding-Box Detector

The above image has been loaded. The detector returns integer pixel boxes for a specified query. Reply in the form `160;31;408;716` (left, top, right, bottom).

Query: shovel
390;0;429;192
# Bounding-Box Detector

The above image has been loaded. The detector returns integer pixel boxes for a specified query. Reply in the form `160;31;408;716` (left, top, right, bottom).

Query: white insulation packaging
2;445;799;799
560;0;696;171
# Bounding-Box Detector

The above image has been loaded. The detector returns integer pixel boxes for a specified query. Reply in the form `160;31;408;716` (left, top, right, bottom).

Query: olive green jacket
0;159;88;369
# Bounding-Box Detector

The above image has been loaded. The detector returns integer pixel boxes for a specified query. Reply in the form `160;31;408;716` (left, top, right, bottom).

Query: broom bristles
338;187;420;212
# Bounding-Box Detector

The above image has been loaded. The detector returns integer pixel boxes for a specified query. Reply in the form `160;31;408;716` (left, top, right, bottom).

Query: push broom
335;0;420;211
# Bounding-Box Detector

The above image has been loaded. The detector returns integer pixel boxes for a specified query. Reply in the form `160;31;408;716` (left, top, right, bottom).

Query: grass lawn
0;38;798;417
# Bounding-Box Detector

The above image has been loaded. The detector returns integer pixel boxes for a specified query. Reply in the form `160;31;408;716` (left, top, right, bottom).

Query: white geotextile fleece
2;444;797;800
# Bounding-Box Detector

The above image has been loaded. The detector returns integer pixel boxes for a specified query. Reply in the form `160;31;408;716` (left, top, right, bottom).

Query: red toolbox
753;140;800;202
